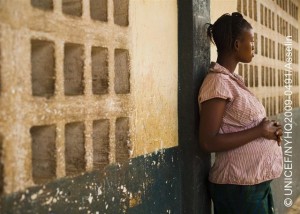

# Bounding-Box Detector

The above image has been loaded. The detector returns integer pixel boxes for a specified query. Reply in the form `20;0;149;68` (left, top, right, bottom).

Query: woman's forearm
200;125;262;153
198;99;282;153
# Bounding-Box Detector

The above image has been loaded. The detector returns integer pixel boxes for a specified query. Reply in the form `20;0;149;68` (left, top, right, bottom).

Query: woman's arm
199;98;282;153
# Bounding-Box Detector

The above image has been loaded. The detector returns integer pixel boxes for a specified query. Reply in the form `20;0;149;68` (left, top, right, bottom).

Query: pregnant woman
198;12;283;213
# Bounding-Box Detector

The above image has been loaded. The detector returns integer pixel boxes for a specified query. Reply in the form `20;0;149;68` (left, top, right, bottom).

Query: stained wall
0;0;178;209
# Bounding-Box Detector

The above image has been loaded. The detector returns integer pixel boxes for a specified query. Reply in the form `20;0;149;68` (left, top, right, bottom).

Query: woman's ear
234;39;239;51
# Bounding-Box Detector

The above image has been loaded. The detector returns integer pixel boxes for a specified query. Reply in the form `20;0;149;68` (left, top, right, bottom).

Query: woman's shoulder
206;61;238;81
202;71;233;86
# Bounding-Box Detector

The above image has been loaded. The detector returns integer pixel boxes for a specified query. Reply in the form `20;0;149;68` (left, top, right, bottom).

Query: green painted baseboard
0;147;181;214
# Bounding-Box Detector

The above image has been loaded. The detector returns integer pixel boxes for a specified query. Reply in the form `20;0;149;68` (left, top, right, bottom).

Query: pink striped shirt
198;62;283;185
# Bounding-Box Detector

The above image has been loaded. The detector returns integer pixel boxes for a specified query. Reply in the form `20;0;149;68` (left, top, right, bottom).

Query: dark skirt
209;180;275;214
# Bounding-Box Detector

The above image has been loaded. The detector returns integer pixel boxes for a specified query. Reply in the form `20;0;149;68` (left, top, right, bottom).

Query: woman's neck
216;55;238;74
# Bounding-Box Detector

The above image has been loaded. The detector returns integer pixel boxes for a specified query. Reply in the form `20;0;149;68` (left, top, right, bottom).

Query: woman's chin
240;58;252;63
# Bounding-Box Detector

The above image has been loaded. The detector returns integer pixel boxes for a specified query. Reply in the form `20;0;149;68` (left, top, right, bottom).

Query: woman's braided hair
206;12;252;54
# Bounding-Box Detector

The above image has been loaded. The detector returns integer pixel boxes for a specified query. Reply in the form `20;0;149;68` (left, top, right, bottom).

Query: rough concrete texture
92;119;109;170
31;39;55;98
65;122;86;176
0;0;178;195
62;0;82;17
64;43;84;95
30;125;57;184
31;0;53;11
114;49;130;94
90;0;108;22
113;0;129;26
115;117;130;162
91;46;109;94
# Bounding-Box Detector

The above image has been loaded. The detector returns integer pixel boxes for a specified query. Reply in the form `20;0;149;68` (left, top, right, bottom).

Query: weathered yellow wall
0;0;178;194
130;0;178;156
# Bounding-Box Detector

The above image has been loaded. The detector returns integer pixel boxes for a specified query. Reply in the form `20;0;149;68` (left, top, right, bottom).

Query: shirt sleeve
198;73;234;104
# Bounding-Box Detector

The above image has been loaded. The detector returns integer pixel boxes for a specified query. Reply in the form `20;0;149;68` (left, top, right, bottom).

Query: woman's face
235;28;255;63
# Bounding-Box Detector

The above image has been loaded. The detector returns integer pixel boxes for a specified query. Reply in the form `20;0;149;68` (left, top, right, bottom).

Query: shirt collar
209;61;245;82
208;61;254;95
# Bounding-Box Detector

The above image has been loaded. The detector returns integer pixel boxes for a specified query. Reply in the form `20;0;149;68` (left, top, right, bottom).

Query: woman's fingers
275;128;283;146
277;135;282;146
274;121;281;127
275;128;283;136
260;118;283;146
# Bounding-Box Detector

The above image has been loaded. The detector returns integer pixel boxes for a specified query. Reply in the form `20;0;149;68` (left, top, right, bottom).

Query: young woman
198;12;283;213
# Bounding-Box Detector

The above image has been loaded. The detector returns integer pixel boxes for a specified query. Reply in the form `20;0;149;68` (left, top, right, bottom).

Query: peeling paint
129;191;143;208
88;193;93;204
30;194;37;200
1;130;180;213
97;187;102;195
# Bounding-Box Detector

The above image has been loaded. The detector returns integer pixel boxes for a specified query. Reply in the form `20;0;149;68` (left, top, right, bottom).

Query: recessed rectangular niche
64;43;84;95
92;47;109;94
93;119;109;170
90;0;108;21
115;117;130;163
238;64;243;76
243;64;248;87
255;66;258;87
31;40;55;98
249;65;254;87
62;0;82;17
30;125;56;184
261;66;265;86
114;49;130;94
31;0;53;10
266;67;269;86
65;122;86;176
0;134;3;194
113;0;129;26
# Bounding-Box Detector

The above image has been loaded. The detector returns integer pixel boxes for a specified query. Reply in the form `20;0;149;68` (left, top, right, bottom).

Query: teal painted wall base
0;147;180;214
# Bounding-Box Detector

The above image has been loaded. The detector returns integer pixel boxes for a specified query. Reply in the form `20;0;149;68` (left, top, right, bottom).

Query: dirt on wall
0;0;178;196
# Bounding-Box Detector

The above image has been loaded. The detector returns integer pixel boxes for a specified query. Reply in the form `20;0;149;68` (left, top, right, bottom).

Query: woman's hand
257;118;283;146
